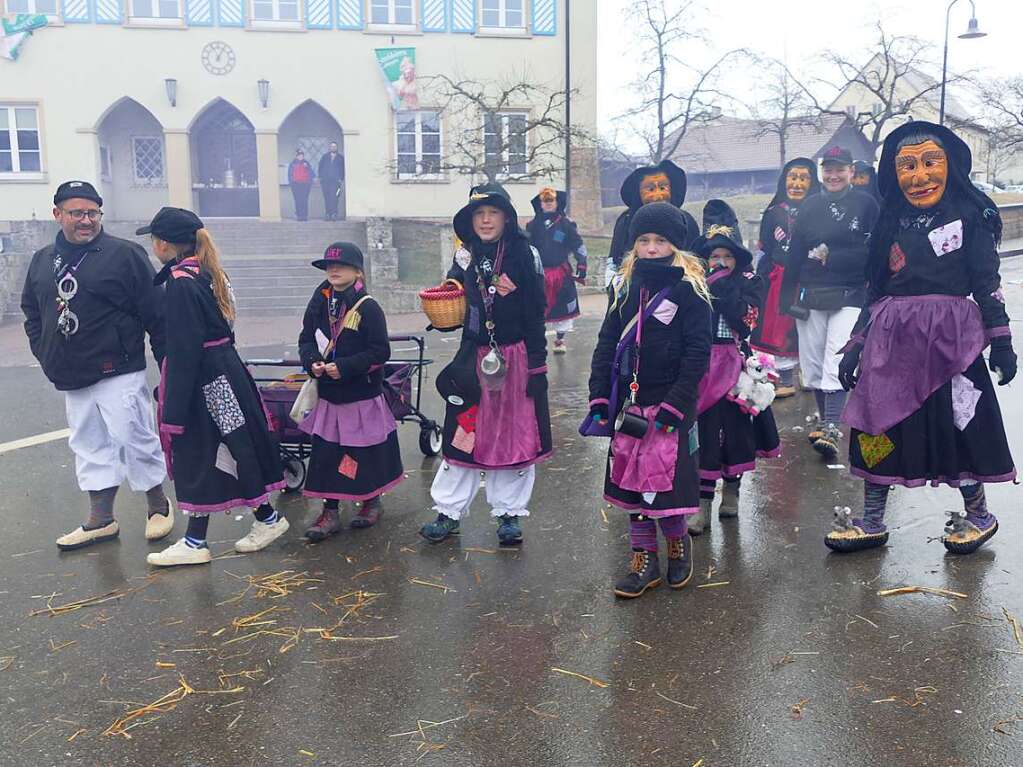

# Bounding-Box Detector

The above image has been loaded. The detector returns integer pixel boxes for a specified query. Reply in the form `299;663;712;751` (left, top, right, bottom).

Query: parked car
972;180;1006;193
1003;184;1023;194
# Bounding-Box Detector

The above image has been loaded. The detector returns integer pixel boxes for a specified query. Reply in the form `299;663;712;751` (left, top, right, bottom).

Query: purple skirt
472;341;542;467
299;394;396;447
842;295;986;435
697;343;743;415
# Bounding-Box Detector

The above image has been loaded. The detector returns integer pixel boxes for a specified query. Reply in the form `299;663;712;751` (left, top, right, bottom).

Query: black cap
136;207;204;244
54;180;103;207
628;202;690;251
312;241;364;271
820;146;853;165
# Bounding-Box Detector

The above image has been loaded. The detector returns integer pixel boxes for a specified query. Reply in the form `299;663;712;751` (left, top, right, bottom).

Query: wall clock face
201;41;236;76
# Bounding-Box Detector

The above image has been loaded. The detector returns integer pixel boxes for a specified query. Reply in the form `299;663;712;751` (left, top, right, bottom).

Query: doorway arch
189;99;259;217
95;98;168;221
277;100;345;220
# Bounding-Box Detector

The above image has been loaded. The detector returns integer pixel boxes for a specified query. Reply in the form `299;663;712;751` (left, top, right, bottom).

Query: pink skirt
696;343;743;415
472;341;542;466
298;394;396;447
610;404;680;493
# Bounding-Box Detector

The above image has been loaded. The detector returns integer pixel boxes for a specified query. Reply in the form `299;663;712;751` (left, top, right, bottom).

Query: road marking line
0;428;71;455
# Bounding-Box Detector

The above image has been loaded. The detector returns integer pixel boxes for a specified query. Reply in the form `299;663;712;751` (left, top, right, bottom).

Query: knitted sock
253;503;278;525
960;482;991;523
813;389;826;419
629;514;658;552
699;479;716;500
184;514;210;549
862;482;890;526
657;514;687;541
778;368;794;387
85;487;118;529
145;484;169;518
822;390;847;425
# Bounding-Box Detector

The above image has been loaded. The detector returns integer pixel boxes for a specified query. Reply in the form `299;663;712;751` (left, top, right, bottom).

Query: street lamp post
940;0;986;126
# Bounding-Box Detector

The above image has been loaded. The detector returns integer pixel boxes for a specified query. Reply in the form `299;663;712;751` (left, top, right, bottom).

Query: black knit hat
453;182;520;243
701;198;744;246
628;202;690;251
54;180;103;208
136;206;204;244
311;241;364;271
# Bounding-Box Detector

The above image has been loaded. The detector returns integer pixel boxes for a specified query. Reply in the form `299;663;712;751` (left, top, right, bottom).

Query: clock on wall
201;41;236;76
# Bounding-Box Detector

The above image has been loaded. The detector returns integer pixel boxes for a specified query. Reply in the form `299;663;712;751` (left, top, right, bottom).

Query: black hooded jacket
695;232;766;345
21;228;166;391
527;192;586;270
756;157;821;275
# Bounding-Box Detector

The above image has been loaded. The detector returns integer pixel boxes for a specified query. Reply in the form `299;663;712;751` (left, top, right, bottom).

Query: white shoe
145;498;175;541
235;516;290;553
147;538;212;567
56;521;119;551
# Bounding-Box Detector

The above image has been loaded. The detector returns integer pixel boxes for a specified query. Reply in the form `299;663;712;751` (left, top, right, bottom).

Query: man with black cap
780;146;879;460
20;181;173;550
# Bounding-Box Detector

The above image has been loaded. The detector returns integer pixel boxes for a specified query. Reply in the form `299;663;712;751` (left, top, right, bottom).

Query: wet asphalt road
1;262;1023;767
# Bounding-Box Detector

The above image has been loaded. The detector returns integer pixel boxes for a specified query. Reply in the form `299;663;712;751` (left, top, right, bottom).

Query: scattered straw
790;698;809;719
994;715;1023;736
155;661;176;669
67;728;87;742
877;586;967;599
696;581;730;589
103;675;245;739
298;750;315;757
0;656;13;671
655;691;696;710
1003;608;1023;647
388;714;468;739
408;578;456;594
550;667;610;688
30;583;150;617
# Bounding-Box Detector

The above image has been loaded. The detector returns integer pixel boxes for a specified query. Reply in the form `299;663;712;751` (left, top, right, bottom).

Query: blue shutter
61;0;92;22
218;0;244;26
532;0;555;35
305;0;331;28
336;0;361;28
95;0;122;23
421;0;446;31
186;0;215;25
449;0;474;33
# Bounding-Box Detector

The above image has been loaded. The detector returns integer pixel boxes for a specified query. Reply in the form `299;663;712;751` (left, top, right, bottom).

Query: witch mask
785;167;813;201
639;172;672;204
895;139;948;209
852;169;871;187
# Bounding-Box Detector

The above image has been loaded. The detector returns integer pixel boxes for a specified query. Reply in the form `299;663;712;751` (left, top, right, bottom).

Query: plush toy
728;352;778;415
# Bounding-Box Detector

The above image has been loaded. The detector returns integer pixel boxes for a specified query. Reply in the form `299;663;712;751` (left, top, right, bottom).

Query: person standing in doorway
20;181;174;550
288;149;314;222
318;141;344;221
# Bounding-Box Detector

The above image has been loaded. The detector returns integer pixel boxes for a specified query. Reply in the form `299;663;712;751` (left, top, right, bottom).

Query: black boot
613;550;661;598
665;535;693;589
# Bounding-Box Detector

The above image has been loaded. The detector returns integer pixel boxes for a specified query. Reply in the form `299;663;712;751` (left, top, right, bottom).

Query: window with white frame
484;112;527;177
252;0;300;22
0;106;42;176
99;145;112;182
5;0;59;17
395;110;442;179
480;0;524;30
370;0;413;26
131;0;182;19
131;136;165;186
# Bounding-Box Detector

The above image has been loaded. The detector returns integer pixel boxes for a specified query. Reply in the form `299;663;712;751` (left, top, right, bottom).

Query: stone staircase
103;218;422;316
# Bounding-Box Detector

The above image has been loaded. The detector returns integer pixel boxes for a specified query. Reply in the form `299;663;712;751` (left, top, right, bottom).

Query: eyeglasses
63;209;103;222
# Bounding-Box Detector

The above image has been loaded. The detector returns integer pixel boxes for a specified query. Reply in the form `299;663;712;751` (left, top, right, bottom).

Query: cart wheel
282;457;306;492
419;425;442;457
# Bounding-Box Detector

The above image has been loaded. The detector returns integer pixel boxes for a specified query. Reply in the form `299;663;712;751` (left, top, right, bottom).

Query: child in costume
780;146;879;460
296;242;403;542
528;187;588;354
607;159;700;286
585;202;712;598
751;158;821;397
420;184;551;546
828;121;1016;555
689;209;780;535
142;207;288;567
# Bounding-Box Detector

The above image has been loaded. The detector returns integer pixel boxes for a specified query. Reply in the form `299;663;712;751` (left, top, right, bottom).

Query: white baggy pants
430;461;535;519
795;306;860;391
64;370;167;492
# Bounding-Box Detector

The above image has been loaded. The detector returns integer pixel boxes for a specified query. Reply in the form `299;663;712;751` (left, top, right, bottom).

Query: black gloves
838;345;862;391
653;405;684;433
989;336;1017;386
589;403;609;425
526;372;548;399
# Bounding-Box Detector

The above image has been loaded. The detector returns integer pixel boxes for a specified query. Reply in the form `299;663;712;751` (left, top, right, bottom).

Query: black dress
157;258;283;514
527;193;587;323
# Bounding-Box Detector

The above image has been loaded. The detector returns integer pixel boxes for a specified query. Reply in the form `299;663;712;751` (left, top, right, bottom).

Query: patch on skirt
338;454;359;479
202;375;246;436
951;374;982;431
215;442;238;478
452;425;476;453
857;432;895;469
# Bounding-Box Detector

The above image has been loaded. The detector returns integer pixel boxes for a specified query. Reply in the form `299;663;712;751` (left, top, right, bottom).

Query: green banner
374;47;418;111
2;14;48;61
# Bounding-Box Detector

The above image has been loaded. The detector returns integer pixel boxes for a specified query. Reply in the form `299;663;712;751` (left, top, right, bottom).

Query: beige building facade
0;0;599;226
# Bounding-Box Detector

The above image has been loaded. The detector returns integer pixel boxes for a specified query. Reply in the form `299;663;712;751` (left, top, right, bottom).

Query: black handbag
797;285;854;312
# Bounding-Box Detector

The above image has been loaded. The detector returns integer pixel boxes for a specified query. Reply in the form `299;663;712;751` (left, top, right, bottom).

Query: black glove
838;345;862;391
589;403;609;425
989;336;1017;386
654;404;684;433
575;266;588;284
526;372;548;399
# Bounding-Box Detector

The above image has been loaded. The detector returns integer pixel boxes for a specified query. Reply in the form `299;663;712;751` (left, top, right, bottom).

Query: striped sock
822;390;847;424
629;514;658;552
960;482;990;523
862;482;890;526
254;503;278;525
657;514;687;540
184;515;210;549
699;479;716;500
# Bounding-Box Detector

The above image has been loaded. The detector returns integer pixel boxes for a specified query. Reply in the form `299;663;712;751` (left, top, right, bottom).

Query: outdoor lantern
164;78;177;108
257;79;270;109
959;16;986;39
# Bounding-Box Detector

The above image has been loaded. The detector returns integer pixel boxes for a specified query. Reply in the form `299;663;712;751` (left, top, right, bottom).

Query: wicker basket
419;278;466;330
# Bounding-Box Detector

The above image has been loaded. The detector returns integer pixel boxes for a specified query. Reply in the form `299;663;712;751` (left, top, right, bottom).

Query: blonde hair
169;229;235;324
611;246;711;312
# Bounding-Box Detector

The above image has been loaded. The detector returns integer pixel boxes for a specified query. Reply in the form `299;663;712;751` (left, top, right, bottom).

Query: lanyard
327;289;347;359
629;286;650;403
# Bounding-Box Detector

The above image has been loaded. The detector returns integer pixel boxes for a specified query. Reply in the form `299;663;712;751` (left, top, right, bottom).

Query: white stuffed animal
728;352;778;415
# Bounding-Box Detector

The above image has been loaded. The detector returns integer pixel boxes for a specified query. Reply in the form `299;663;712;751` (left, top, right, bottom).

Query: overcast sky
596;0;1022;149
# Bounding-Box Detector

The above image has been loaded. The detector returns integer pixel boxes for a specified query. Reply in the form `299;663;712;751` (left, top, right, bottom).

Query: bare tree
978;76;1023;152
614;0;745;164
750;60;824;167
401;73;587;185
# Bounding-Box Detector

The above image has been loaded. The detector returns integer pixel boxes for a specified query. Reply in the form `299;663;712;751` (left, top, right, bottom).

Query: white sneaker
147;538;212;567
145;498;175;541
235;516;290;553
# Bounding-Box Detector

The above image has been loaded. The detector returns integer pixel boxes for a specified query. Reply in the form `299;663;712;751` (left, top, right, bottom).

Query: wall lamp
257;79;270;110
164;77;177;108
